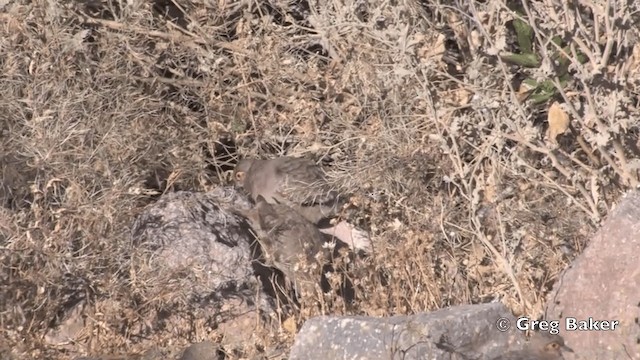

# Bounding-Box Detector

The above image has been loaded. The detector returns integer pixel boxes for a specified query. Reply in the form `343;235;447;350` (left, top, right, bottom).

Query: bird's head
233;159;254;187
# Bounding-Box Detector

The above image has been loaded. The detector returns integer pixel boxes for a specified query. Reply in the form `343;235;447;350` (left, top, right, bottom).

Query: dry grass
1;0;639;358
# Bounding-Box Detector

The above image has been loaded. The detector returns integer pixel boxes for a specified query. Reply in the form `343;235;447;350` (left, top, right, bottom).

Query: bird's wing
274;158;341;208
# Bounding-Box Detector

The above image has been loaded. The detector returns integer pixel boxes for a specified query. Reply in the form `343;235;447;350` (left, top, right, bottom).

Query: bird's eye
547;342;560;350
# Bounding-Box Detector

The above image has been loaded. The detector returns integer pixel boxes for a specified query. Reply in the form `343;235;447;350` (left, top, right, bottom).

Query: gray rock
180;341;222;360
290;302;532;360
142;347;172;360
49;188;279;357
129;188;277;346
546;190;640;359
131;187;256;295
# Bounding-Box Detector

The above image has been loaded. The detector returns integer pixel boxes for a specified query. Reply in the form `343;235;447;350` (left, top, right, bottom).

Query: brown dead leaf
483;173;497;204
517;82;534;103
624;43;640;77
282;316;297;335
546;102;570;143
418;33;446;64
452;88;472;107
441;88;472;107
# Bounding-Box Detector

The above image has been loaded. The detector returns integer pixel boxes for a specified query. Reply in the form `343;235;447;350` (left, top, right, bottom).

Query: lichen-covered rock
128;188;277;345
131;187;257;296
51;188;278;355
289;303;534;360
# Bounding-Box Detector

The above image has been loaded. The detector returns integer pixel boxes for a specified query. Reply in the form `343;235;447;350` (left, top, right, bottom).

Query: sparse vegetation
1;0;638;358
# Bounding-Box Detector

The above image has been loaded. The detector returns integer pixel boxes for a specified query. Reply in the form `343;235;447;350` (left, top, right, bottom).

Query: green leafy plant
500;11;588;104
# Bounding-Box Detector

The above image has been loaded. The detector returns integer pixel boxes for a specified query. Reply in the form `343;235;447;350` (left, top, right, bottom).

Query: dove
239;195;326;299
490;332;573;360
233;157;343;224
234;156;373;252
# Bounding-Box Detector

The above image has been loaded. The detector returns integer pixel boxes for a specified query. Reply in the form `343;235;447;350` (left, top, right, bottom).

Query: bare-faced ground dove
490;332;573;360
234;157;372;252
238;195;326;299
234;156;343;224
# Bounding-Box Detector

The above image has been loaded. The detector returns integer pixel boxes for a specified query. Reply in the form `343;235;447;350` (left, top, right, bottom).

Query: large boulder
546;190;640;359
289;302;539;360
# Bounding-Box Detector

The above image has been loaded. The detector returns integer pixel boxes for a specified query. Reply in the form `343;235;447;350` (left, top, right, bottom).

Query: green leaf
500;52;541;68
513;18;534;53
521;78;559;105
522;77;539;88
537;79;557;93
529;91;556;104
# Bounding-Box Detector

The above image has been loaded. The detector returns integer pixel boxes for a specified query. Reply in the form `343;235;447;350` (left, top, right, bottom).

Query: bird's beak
562;344;574;353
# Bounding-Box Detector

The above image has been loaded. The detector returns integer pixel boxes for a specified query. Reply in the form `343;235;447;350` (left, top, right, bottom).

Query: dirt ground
1;0;639;358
